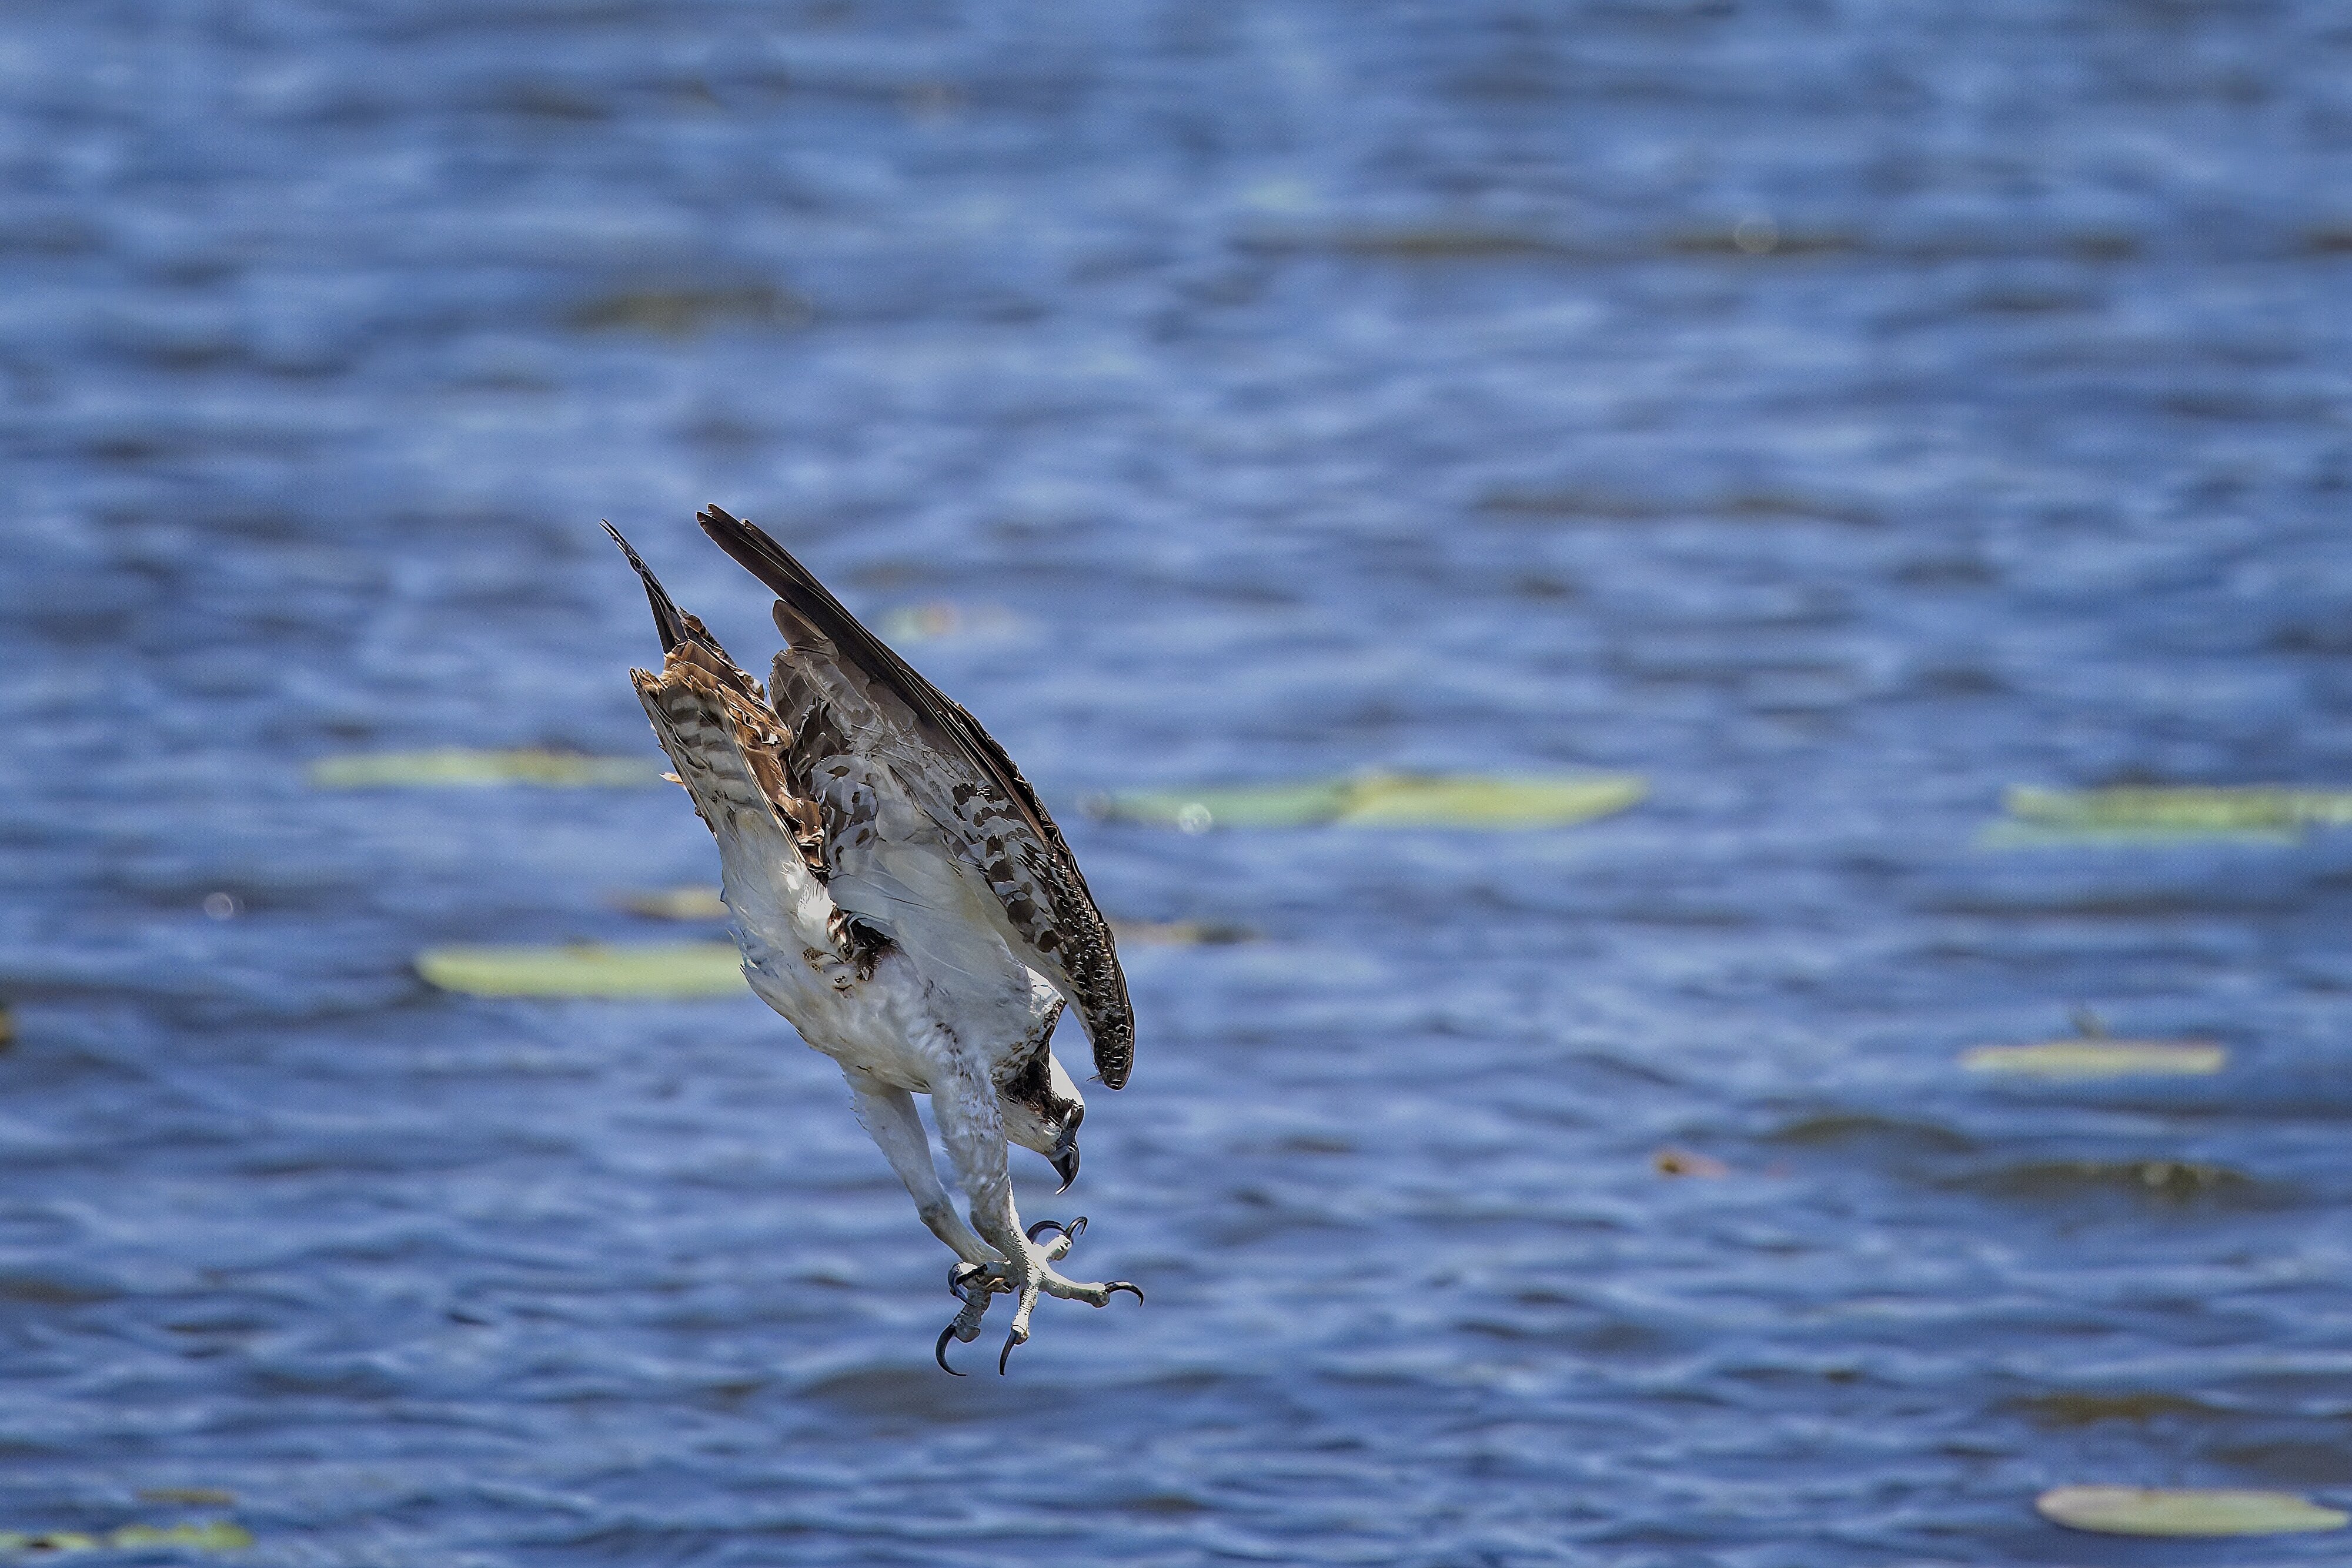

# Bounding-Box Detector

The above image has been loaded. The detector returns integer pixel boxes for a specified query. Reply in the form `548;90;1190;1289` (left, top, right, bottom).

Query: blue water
6;2;2352;1563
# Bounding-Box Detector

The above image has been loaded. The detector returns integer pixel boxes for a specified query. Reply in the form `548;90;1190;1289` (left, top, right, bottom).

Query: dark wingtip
697;504;792;589
696;504;839;656
603;521;688;654
696;502;751;550
696;503;803;591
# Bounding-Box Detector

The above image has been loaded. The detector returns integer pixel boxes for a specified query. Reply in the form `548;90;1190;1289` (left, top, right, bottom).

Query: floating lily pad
2037;1485;2347;1537
1986;785;2352;845
1090;773;1645;831
109;1523;254;1551
417;943;744;999
612;886;731;921
877;602;1023;644
310;748;658;790
1961;1041;2226;1078
0;1522;250;1554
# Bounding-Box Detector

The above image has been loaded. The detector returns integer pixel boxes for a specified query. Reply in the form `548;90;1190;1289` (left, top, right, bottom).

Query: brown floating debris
1108;918;1257;947
1652;1147;1730;1179
2012;1391;2220;1428
567;283;811;336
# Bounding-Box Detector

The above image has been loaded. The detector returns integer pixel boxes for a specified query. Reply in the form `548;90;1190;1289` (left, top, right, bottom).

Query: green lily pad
612;886;731;921
1091;773;1646;831
876;602;1023;645
416;942;745;999
309;748;659;790
1986;785;2352;845
1961;1041;2226;1078
109;1523;254;1551
2037;1485;2347;1537
0;1522;250;1554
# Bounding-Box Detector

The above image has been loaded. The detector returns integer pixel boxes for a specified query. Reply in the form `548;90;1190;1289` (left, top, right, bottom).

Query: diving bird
607;507;1139;1374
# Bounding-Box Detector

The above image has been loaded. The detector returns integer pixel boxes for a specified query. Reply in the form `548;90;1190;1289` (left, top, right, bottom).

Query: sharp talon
1104;1281;1144;1305
1051;1112;1081;1192
998;1329;1027;1376
1025;1219;1068;1242
935;1325;965;1376
1069;1216;1088;1239
949;1262;986;1302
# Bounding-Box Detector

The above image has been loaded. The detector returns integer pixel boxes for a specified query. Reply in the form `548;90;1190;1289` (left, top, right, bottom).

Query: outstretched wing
696;504;1134;1089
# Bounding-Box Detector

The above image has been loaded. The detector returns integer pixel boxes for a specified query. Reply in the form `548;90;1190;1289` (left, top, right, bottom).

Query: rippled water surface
6;3;2352;1563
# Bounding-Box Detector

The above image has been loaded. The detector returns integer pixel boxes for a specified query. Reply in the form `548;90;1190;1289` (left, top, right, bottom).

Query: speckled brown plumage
607;524;857;967
610;517;1141;1370
696;504;1134;1090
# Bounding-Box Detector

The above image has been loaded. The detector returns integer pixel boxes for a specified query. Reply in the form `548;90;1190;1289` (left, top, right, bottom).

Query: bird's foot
996;1217;1145;1373
933;1266;997;1376
930;1218;1142;1375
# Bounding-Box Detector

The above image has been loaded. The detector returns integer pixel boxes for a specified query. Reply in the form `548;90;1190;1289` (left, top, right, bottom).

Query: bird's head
1002;1051;1087;1194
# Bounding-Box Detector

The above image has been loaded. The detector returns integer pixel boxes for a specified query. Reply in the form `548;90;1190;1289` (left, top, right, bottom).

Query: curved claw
935;1325;967;1376
1025;1218;1069;1243
948;1261;988;1303
1103;1280;1144;1305
1051;1109;1083;1192
998;1328;1027;1376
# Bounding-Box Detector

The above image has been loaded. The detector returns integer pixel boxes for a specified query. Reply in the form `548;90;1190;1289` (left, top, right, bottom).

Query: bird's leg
927;1054;1141;1373
842;1069;1001;1269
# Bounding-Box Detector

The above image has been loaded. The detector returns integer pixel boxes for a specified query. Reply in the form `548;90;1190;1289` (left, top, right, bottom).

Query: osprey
607;507;1140;1374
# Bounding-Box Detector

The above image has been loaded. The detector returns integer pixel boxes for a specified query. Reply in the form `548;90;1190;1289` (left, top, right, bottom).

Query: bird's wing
696;504;1134;1089
604;524;831;892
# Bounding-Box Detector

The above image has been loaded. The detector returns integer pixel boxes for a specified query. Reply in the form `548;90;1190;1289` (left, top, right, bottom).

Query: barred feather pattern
630;645;874;979
770;640;1134;1089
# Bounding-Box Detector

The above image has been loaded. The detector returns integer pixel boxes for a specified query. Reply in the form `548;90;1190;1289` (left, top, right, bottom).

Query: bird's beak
1050;1116;1082;1194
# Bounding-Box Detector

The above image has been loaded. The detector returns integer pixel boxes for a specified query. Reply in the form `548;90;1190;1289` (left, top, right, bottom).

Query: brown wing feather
606;524;829;880
696;504;1134;1089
